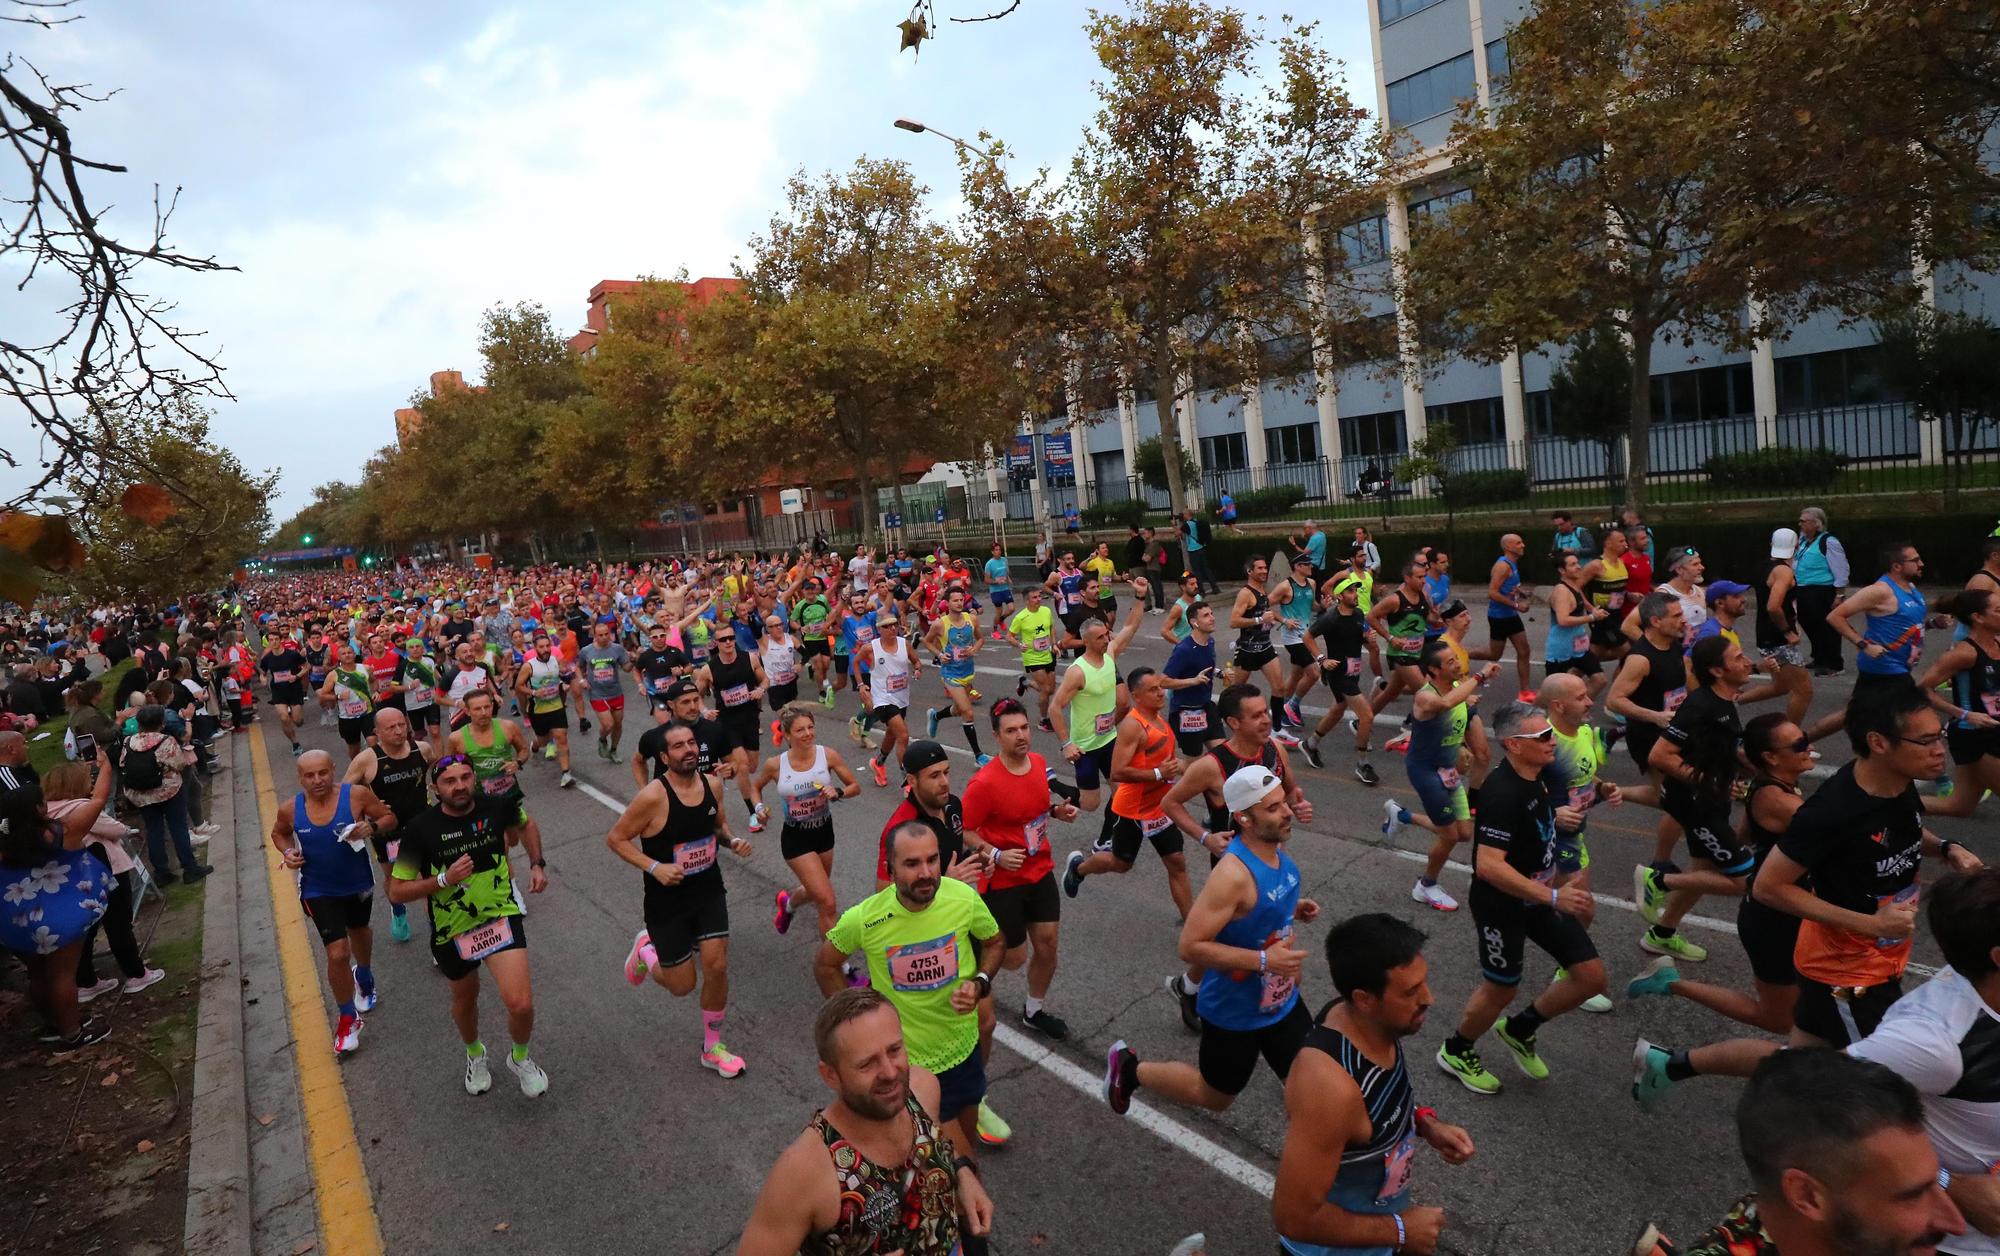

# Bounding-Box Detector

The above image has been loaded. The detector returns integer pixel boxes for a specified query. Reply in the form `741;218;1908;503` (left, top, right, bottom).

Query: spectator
45;761;165;1001
1792;505;1850;676
121;704;209;886
0;755;116;1050
64;679;113;763
5;663;47;724
1140;527;1173;612
0;728;36;791
1063;502;1082;536
1292;520;1328;572
1180;509;1218;594
1352;526;1381;577
1123;525;1147;579
33;652;70;713
1551;512;1596;562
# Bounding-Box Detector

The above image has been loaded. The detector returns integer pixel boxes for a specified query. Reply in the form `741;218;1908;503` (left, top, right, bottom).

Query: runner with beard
514;629;578;789
342;706;435;945
1162;601;1220;760
398;636;444;757
1604;591;1689;859
1062;667;1191;918
319;642;375;761
258;634;309;756
1232;557;1295;740
633;679;739;789
699;630;768;829
634;623;691;725
608;720;755;1079
1301;579;1377;784
304;629;333;728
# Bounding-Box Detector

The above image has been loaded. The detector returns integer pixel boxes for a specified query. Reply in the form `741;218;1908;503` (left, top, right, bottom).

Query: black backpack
121;737;166;792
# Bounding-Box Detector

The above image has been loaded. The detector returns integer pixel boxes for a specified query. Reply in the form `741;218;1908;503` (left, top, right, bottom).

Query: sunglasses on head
1505;725;1556;743
430;753;471;782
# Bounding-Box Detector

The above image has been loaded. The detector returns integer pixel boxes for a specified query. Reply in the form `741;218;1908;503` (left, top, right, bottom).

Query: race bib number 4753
886;934;960;992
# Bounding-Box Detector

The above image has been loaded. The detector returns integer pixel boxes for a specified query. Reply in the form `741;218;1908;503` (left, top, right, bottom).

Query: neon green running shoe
1435;1041;1502;1095
975;1101;1011;1146
1632;864;1667;926
1640;929;1708;963
1494;1016;1550;1080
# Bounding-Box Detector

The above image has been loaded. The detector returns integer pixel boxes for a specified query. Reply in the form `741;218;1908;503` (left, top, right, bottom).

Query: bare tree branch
949;0;1021;24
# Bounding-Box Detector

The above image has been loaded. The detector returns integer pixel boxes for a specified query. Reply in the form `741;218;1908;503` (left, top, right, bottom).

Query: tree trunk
854;459;878;548
1625;331;1654;513
1151;364;1195;572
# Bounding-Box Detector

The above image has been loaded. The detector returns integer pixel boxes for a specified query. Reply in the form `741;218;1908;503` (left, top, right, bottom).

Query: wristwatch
973;972;992;998
530;858;547;868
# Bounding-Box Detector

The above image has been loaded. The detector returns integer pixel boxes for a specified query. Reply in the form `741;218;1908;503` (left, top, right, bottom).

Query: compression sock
466;1040;486;1058
353;966;375;996
1024;996;1043;1018
859;712;874;732
875;745;889;764
963;722;983;756
1664;1048;1699;1081
702;1010;724;1052
337;1000;357;1019
1507;1004;1548;1040
511;1041;530;1063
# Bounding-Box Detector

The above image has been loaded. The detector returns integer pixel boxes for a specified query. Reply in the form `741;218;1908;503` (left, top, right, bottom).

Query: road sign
779;488;805;515
885;512;903;529
933;506;947;523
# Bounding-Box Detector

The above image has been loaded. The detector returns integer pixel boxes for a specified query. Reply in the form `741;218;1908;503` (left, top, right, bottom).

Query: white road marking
565;765;1279;1198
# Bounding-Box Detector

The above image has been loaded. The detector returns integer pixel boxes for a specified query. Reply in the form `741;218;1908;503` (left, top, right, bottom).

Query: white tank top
764;637;798;686
778;744;833;827
867;639;912;709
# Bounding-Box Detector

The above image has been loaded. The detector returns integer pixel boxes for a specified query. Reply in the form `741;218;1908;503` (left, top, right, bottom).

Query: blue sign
1043;432;1074;486
681;505;699;522
933;506;946;523
886;513;903;529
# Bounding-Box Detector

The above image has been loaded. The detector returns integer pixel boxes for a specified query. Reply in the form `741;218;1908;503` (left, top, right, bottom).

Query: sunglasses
1505;725;1556;743
1783;737;1812;753
430;753;472;782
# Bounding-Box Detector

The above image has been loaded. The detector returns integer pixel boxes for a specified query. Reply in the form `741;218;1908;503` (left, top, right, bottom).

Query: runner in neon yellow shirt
1007;587;1059;731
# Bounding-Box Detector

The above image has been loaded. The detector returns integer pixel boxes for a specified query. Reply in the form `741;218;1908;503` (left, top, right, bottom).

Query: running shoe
1517;689;1537;704
1344;713;1359;735
1632;865;1668;925
1640;929;1707;963
578;717;592;734
773;890;795;935
1435;1041;1501;1095
1604;724;1626;751
701;1042;746;1078
1410;878;1458;912
1283;697;1303;727
1631;1038;1675;1110
1353;762;1380;787
1165;974;1199;1033
1381;799;1410;839
974;753;993;767
926;707;941;738
465;1050;492;1095
869;758;888;787
1385;732;1411;753
391;910;412;943
1038;718;1055;733
292;742;303;757
597;736;611;760
544;743;557;760
76;976;122;1004
967;687;981;702
1555;966;1613;1013
559;771;574;789
508;1052;550;1097
1301;735;1324;769
51;1019;112;1053
1022;1007;1070;1040
1272;728;1302;748
975;1101;1011;1146
849;716;865;744
1493;1017;1549;1080
1015;675;1028;697
354;980;378;1014
820;683;835;709
1372;678;1388;695
333;1014;363;1056
1625;955;1680;1001
991;628;1004;640
748;805;766;834
1630;1223;1679;1256
1061;850;1085;899
623;930;652;986
1103;1040;1138;1115
770;718;783;747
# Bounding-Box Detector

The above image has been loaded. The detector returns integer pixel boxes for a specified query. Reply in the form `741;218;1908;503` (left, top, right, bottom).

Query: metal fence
991;402;1999;526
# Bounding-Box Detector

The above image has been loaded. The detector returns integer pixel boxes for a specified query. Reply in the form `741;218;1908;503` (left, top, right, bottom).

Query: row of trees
278;0;2000;559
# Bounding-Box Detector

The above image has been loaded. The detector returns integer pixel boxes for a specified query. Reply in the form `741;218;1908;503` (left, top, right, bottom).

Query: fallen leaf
120;482;179;525
100;1072;119;1087
256;1113;275;1126
135;1139;155;1153
493;1221;510;1233
292;1240;316;1255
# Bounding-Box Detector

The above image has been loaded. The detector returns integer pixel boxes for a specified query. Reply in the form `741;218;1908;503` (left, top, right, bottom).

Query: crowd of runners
9;509;2000;1255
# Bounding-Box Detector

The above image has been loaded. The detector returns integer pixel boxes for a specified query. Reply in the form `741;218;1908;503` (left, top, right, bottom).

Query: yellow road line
247;727;385;1256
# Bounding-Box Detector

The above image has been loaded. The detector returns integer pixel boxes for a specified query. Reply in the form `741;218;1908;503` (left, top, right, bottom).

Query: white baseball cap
1222;765;1283;815
1769;527;1798;560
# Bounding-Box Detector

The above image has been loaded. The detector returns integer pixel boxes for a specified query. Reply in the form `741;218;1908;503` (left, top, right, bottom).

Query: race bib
855;627;876;645
1031;635;1051;654
452;916;515;962
271;670;296;683
591;660;615;681
1346;657;1362;676
1665;687;1688;712
647;674;671;695
1376;1130;1418;1205
532;680;560;700
722;683;752;706
481;773;516;797
1567;785;1597;813
770;664;797;685
1572;629;1591;653
338;695;368;719
674;836;717;874
1094;712;1115;735
1177;708;1209;734
886;933;959;992
1023;813;1050;857
1982;692;2000;717
1260;925;1297;1012
788;786;829;824
1140;814;1175;838
1437;766;1461;790
883;671;908;694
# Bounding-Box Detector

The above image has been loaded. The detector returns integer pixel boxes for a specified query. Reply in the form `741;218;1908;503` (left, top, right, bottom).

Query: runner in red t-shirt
961;699;1082;1043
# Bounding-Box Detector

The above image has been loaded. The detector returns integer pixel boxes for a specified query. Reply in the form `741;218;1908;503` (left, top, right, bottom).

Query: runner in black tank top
1621;635;1686;771
1755;558;1798;655
370;748;430;828
1734;776;1805;988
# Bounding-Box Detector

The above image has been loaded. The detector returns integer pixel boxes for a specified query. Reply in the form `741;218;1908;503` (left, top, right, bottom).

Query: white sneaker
333;1015;363;1055
507;1052;549;1098
1381;798;1408;839
465;1050;492;1095
120;967;167;995
77;976;123;1004
1411;879;1459;912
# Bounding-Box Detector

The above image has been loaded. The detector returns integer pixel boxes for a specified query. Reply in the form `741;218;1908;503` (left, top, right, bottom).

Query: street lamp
892;117;997;161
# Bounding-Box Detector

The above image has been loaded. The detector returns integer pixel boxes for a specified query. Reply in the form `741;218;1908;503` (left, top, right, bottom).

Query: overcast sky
4;1;1375;523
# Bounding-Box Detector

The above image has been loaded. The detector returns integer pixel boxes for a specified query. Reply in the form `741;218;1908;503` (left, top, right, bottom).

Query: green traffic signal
302;534;313;544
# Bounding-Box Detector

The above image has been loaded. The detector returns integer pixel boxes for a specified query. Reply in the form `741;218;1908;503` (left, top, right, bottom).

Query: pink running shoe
623;929;655;986
701;1042;746;1078
773;890;795;935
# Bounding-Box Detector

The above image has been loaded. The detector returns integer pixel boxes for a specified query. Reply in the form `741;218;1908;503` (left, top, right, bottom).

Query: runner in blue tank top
1810;543;1932;745
1275;914;1475;1256
269;750;400;1057
1103;765;1320;1117
1480;535;1536;700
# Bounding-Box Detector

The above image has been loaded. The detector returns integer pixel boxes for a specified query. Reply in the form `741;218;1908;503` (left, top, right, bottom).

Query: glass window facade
1387;53;1477;127
1776;346;1903;411
1381;0;1450;24
1334;216;1388;267
1200;432;1249;471
1265;422;1320;465
1424;396;1505;445
1340;410;1407;459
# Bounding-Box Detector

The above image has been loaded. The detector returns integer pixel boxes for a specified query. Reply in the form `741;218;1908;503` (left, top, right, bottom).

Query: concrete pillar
1467;0;1493;108
1386;194;1427;453
1065;356;1094;503
1239;352;1268;490
982;444;1003;523
1021;413;1045;522
1748;297;1779;449
1301;213;1346;502
1500;349;1528;467
1117;374;1141;492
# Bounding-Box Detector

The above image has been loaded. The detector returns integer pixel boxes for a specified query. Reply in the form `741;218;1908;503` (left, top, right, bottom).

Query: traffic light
362;555;374;567
302;534;313;544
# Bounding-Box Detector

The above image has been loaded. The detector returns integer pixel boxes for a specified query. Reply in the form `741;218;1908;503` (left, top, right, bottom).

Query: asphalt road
243;603;1989;1256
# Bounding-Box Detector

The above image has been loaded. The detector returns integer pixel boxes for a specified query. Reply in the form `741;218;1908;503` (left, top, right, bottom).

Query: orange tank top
1112;709;1175;820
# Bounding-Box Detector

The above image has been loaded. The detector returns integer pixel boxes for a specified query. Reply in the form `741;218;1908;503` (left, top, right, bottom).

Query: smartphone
72;732;97;761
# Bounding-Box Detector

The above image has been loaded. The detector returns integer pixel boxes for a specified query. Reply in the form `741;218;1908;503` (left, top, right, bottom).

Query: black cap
664;677;699;702
901;739;950;776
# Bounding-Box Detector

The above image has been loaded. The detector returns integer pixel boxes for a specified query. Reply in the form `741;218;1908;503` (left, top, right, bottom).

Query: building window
1265;422;1320;465
1425;396;1505;445
1485;37;1510;84
1407;186;1473;225
1340;410;1406;459
1526;389;1555;436
1092;450;1127;486
1334;216;1387;267
1777;345;1901;411
1645;360;1757;421
1200;432;1249;471
1380;0;1449;24
1386;52;1477;127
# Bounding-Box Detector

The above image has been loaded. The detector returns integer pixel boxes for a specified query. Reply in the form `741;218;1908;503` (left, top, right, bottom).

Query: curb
184;734;253;1256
